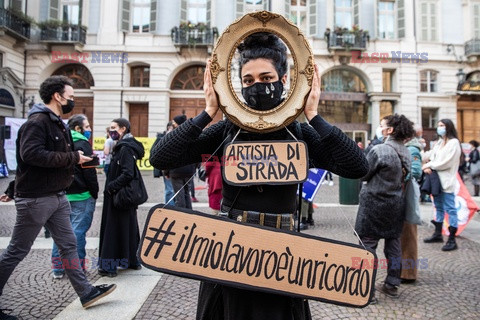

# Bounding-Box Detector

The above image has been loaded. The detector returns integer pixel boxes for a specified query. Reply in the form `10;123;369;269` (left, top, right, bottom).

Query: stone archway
170;64;223;123
320;67;371;145
52;64;95;132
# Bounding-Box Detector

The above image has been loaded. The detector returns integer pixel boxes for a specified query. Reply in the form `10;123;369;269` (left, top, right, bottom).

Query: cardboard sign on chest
222;141;308;186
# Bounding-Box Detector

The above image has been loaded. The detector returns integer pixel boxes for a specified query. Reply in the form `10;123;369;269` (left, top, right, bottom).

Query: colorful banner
433;173;479;235
94;136;155;171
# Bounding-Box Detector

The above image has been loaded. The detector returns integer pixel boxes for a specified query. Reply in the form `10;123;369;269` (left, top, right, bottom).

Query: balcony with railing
0;7;31;41
171;24;218;48
325;28;369;52
465;39;480;57
39;23;86;45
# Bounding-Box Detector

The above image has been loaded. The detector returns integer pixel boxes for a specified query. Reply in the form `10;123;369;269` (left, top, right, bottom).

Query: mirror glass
229;33;294;112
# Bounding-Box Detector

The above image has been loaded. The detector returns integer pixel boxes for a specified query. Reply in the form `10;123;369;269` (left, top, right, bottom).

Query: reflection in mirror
229;32;293;111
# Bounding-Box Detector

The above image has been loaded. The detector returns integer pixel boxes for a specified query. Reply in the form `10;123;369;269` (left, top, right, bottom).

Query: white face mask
375;126;384;140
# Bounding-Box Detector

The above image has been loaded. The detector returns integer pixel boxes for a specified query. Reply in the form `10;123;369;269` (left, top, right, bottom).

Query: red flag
433;173;479;235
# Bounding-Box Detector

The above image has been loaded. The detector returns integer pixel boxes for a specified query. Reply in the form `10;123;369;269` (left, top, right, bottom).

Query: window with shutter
245;0;264;13
378;0;395;39
187;0;207;24
50;0;59;20
132;0;149;33
309;0;316;36
290;0;307;34
61;0;80;25
236;0;244;18
206;0;211;27
150;0;156;32
120;0;130;32
419;0;438;41
181;0;187;22
335;0;353;29
397;0;405;38
353;0;359;26
420;70;438;93
474;2;480;39
285;0;290;20
11;0;22;11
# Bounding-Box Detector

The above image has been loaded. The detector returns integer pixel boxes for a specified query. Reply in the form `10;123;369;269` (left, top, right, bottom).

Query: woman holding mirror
150;32;368;320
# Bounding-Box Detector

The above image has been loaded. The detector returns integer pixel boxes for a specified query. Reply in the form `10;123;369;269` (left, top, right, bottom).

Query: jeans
164;176;174;205
52;197;96;273
433;191;458;227
0;194;92;298
171;176;192;209
361;236;402;287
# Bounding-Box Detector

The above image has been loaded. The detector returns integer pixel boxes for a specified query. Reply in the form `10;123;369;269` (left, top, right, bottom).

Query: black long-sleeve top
150;112;368;213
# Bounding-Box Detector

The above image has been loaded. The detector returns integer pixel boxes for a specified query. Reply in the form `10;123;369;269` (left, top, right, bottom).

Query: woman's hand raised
204;59;219;119
304;64;320;122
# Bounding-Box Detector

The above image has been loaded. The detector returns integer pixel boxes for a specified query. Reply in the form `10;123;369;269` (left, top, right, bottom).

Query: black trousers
361;236;402;287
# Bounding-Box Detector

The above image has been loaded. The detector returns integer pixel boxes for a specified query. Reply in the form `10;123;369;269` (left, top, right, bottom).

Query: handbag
404;179;422;225
113;159;148;208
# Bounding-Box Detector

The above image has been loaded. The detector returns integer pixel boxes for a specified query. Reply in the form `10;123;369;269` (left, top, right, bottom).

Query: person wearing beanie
173;114;187;128
163;114;196;208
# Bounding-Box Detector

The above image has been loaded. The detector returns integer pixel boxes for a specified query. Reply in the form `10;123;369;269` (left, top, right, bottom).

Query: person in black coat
98;118;145;277
150;33;368;320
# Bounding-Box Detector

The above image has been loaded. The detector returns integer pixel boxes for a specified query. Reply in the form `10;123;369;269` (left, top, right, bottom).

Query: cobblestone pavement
1;172;480;319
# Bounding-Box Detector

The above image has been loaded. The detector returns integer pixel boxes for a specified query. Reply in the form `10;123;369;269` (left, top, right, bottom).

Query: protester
51;114;99;279
153;122;174;204
401;132;423;284
98;118;145;277
364;128;383;155
422;119;461;251
103;127;115;176
161;114;196;209
323;171;334;186
468;140;480;196
204;161;222;215
150;32;368;320
354;114;415;302
0;76;115;319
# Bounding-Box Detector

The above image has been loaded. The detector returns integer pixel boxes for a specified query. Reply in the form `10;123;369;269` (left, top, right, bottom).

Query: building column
370;99;380;139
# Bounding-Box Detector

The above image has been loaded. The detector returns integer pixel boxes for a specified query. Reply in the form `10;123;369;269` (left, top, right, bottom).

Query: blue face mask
83;130;92;140
437;127;446;137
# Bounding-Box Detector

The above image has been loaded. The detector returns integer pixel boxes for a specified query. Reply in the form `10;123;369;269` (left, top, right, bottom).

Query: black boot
442;226;458;251
424;220;444;243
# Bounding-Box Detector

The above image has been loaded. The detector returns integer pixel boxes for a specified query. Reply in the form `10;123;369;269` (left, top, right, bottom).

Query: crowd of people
0;33;474;320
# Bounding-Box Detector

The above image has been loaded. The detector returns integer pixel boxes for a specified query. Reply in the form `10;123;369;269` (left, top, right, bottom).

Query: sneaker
191;197;199;203
0;309;17;320
80;284;117;309
369;296;378;305
328;181;334;186
52;271;64;280
380;283;399;298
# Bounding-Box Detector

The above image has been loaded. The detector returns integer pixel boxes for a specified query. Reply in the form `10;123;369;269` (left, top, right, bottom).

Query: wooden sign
222;141;309;186
139;205;377;308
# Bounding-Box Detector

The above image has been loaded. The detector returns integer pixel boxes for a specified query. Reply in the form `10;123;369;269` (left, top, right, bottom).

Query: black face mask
61;99;75;114
241;80;284;111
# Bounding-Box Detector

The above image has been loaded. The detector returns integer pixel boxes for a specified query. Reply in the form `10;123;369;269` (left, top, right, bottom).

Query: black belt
221;205;294;231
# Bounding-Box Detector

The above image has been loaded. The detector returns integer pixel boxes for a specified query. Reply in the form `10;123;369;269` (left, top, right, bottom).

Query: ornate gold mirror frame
211;11;314;133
